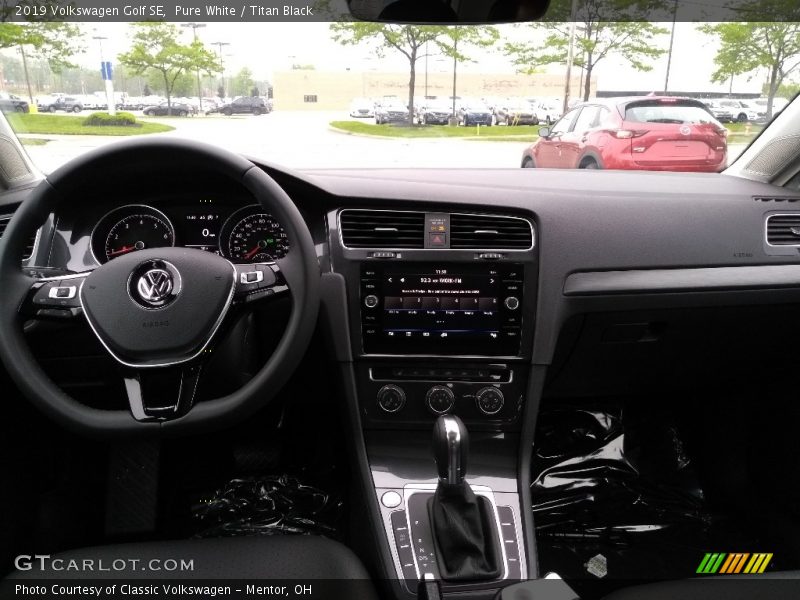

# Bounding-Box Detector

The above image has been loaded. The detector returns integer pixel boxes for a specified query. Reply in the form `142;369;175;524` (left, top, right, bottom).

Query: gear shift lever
433;415;468;485
429;415;501;581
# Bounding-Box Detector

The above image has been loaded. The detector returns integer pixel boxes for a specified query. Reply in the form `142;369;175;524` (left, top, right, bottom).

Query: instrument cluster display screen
361;263;523;356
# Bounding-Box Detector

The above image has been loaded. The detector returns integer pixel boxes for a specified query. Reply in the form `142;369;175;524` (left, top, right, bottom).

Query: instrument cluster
90;201;289;265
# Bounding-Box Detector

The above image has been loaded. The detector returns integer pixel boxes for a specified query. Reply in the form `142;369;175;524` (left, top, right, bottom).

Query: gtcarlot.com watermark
14;555;194;573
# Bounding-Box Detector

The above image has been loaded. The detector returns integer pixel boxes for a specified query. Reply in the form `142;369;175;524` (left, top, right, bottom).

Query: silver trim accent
239;270;264;284
337;208;535;252
475;386;505;416
765;213;800;247
377;384;407;414
48;285;76;300
79;260;237;369
368;367;515;385
0;213;40;263
440;415;463;485
89;204;176;265
402;484;509;582
425;385;455;415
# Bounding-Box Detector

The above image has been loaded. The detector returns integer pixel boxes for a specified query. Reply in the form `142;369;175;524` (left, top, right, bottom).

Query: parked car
142;101;195;117
496;102;537;125
417;101;452;125
716;99;764;123
533;100;562;125
218;96;269;116
374;101;409;124
753;96;789;117
0;92;29;113
458;102;493;126
521;96;727;173
702;100;734;123
349;98;374;118
39;96;83;113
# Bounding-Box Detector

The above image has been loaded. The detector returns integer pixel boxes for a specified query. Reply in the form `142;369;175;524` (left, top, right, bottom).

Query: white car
349;98;374;118
533;100;562;125
717;99;764;123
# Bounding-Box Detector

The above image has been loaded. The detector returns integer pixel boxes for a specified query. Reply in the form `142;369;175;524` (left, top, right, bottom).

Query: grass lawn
7;113;174;136
331;120;540;139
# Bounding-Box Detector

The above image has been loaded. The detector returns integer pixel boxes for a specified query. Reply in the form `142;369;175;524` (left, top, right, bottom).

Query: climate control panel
356;363;526;430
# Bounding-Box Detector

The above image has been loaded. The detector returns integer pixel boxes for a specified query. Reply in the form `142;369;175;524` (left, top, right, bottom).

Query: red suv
521;96;728;172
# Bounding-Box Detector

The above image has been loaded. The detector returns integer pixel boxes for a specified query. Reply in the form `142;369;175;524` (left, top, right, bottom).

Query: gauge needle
109;245;136;256
244;244;263;260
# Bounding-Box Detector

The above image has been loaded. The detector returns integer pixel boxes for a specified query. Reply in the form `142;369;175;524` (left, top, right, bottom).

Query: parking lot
20;110;748;174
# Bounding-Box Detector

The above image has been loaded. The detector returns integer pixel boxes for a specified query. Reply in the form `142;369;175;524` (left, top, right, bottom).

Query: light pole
563;0;580;114
663;0;679;94
211;41;230;99
181;23;207;113
92;35;116;116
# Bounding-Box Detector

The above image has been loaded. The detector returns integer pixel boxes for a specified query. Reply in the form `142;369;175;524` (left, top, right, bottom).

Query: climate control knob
426;385;455;415
475;386;505;416
377;385;406;414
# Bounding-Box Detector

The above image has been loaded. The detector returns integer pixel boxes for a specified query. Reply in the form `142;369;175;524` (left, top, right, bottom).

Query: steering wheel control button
504;296;520;311
381;491;402;508
240;270;264;284
377;384;406;413
426;385;455;415
476;386;505;416
48;285;77;300
364;294;379;309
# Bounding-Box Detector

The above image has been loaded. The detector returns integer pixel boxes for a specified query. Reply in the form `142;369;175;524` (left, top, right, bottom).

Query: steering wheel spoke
123;362;203;422
233;262;289;304
21;273;90;320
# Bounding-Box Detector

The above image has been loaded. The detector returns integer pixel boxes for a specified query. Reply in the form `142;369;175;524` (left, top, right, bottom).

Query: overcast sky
7;22;774;95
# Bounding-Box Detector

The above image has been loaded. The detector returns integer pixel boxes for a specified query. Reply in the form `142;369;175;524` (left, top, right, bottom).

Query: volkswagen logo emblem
129;260;181;308
137;269;173;303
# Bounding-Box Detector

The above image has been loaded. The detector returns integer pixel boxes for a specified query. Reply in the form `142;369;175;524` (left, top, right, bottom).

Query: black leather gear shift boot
428;481;502;581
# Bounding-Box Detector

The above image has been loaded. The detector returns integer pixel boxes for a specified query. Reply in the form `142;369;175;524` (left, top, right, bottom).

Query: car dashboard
5;160;800;594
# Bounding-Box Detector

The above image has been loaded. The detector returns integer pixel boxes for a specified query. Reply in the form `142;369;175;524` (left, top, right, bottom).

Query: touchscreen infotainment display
361;263;523;355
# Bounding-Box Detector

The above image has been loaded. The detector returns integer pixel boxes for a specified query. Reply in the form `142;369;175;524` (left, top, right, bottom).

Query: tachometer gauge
91;205;175;264
221;206;289;263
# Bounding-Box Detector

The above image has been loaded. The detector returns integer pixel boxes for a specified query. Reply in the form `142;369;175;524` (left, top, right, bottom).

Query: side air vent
450;213;533;250
340;209;425;248
0;215;36;260
766;214;800;246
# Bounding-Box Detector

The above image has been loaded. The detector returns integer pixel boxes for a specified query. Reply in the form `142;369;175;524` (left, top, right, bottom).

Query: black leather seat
9;536;378;596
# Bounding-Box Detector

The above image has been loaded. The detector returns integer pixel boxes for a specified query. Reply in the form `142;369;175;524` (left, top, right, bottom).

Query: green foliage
118;23;219;108
434;26;500;115
504;0;668;101
83;112;138;127
0;21;84;73
232;67;255;97
330;23;452;123
700;12;800;118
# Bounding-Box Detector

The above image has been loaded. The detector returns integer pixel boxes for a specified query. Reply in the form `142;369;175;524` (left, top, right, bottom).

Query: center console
328;207;538;596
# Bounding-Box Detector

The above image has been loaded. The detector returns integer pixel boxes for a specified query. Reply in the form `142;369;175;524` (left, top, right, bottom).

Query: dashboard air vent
766;214;800;245
754;196;800;203
0;214;36;260
450;213;533;249
340;209;425;248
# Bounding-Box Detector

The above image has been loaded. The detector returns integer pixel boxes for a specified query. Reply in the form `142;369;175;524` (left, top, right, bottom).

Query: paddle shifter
429;415;501;581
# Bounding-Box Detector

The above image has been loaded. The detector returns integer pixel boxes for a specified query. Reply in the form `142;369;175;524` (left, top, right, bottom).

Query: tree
118;23;218;113
504;0;668;102
143;83;152;96
0;22;84;101
435;26;499;120
700;10;800;119
232;67;255;97
331;23;444;124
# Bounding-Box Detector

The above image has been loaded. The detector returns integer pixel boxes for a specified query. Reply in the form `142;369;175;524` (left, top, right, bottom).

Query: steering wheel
0;138;320;436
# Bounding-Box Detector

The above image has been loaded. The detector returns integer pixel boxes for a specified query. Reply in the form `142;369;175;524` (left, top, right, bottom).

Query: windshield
1;17;796;173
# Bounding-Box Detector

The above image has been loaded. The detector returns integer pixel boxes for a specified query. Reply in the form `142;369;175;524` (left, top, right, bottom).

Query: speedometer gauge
221;206;289;262
91;205;175;264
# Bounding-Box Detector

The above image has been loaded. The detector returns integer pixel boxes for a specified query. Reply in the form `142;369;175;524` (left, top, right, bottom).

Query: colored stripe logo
697;553;773;574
